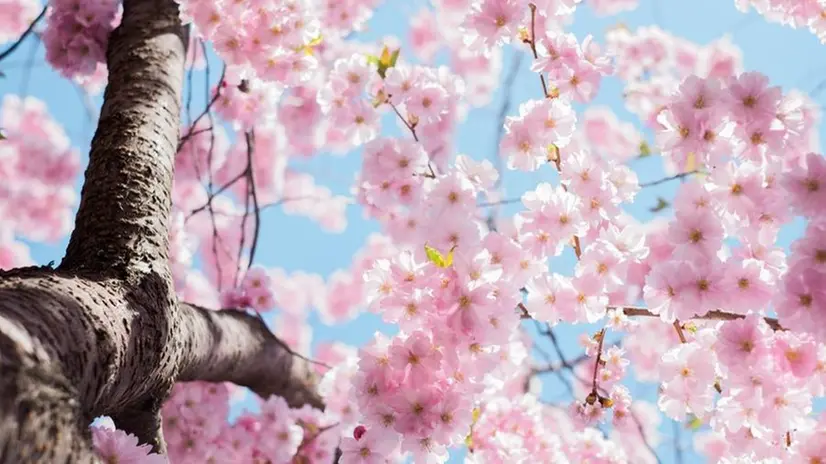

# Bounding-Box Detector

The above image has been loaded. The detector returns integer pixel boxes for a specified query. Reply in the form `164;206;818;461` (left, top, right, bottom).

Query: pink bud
353;425;366;440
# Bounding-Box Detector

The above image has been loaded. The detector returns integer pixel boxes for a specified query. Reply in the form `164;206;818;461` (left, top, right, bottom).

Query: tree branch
177;303;324;409
0;7;46;64
61;0;188;278
0;267;181;459
619;306;782;330
639;170;700;188
109;399;167;454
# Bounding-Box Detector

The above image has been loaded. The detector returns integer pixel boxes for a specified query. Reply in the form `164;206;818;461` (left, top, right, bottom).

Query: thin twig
632;410;663;464
246;131;262;266
673;420;684;464
618;306;783;331
0;7;46;63
478;198;522;207
530;321;575;395
590;329;606;396
526;3;549;98
185;170;248;221
493;53;523;190
388;101;419;142
639;170;699;188
673;320;687;344
178;65;226;151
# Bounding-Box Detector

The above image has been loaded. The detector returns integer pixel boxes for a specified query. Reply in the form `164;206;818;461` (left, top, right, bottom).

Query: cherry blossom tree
0;0;825;463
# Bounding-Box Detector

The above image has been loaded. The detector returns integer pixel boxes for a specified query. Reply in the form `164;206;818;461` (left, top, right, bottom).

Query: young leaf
649;197;670;213
379;46;392;66
424;244;455;268
684;151;697;172
374;45;401;79
686;415;703;430
639;140;651;157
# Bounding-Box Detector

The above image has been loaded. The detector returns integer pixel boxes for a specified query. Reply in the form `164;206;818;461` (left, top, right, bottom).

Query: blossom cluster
92;422;166;464
158;382;339;463
735;0;826;43
647;315;826;462
0;95;79;244
606;26;744;127
176;0;382;87
645;73;824;341
176;0;317;85
349;229;537;460
42;0;120;78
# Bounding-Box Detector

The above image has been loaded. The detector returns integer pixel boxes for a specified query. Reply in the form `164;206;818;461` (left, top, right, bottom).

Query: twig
177;64;226;151
528;321;575;395
617;306;783;331
639;170;699;188
590;329;606;396
246;131;261;266
493;53;523;190
526;4;549;98
185;170;248;221
673;420;684;464
388;101;419;142
632;410;663;464
478;198;522;207
673;320;687;344
0;7;46;63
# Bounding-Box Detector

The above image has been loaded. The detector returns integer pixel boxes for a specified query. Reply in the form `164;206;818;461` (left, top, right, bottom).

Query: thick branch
109;400;166;454
61;0;187;277
0;268;181;460
177;303;323;409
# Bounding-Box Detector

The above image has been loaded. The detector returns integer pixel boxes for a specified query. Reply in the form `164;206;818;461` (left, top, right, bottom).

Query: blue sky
2;0;825;462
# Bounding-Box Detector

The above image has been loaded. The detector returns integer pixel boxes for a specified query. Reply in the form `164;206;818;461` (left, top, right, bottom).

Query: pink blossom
772;331;818;378
92;425;166;464
340;429;399;464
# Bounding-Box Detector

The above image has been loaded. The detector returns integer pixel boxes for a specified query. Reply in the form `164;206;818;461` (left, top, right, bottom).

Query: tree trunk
0;0;323;461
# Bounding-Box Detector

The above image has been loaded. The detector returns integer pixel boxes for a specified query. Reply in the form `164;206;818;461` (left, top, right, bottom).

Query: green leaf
546;143;559;163
424;244;455;268
0;129;5;141
308;35;323;47
297;35;323;56
464;433;474;450
638;140;651;157
389;48;400;67
372;45;401;79
686;415;703;430
649;197;670;213
379;46;392;66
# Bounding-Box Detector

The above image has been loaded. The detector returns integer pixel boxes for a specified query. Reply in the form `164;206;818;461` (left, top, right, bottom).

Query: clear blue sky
1;0;824;462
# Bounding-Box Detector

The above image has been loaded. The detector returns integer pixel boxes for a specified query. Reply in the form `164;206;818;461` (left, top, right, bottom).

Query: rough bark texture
178;304;323;409
61;0;185;280
0;0;323;460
